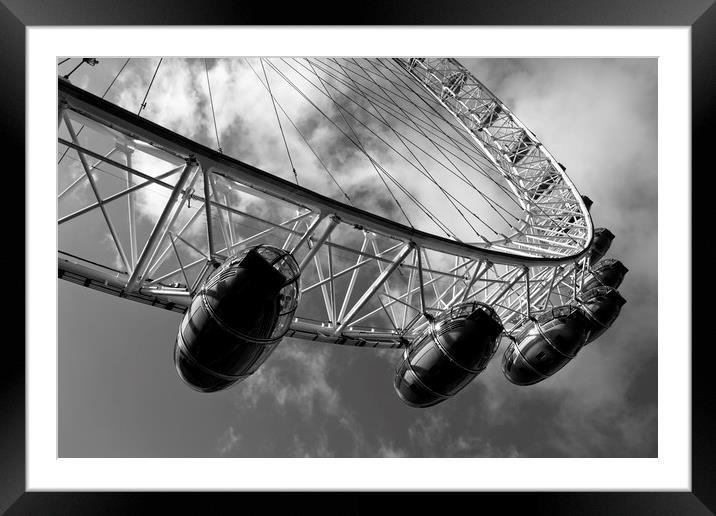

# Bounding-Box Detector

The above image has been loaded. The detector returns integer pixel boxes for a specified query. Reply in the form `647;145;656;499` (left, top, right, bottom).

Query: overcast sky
58;57;657;458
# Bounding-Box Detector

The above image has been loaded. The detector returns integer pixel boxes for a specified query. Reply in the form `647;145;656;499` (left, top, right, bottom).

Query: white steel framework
57;58;594;349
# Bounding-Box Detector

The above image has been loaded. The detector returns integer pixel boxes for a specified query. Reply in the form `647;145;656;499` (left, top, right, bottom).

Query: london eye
57;57;627;408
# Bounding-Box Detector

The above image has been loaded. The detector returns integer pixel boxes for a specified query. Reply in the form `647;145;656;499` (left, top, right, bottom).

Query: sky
57;57;658;458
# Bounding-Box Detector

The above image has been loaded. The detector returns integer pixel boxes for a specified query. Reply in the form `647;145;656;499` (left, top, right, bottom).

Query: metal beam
123;146;138;268
416;247;426;315
485;267;527;306
202;168;217;260
334;242;414;334
58;77;592;268
58;166;184;226
337;234;370;322
298;215;339;272
126;160;197;291
461;259;490;302
291;213;325;255
58;147;117;201
63;112;131;273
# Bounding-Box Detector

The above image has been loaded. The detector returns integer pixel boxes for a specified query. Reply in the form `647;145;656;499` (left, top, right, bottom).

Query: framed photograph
6;0;711;513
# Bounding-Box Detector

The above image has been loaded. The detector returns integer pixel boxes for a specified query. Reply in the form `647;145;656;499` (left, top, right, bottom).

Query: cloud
408;412;450;451
236;339;342;419
62;57;531;286
292;432;334;458
402;405;523;457
62;58;658;459
456;58;659;457
447;436;521;458
376;441;408;458
116;58;521;240
217;426;241;455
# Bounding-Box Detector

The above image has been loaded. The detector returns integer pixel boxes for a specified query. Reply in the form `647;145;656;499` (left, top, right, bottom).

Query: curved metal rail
57;59;594;349
396;58;593;258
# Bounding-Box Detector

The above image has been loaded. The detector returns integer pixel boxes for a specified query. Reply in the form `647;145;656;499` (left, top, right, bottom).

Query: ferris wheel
57;57;628;407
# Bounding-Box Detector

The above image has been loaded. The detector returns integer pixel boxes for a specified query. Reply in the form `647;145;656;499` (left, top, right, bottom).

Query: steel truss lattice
57;58;594;349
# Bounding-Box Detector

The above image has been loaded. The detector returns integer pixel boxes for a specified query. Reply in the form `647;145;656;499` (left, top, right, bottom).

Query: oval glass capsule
581;258;628;292
588;227;615;264
394;302;503;408
502;305;591;386
174;245;300;393
576;286;626;344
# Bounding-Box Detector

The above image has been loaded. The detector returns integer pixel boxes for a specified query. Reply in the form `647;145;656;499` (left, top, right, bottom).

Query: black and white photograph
57;56;656;459
0;5;705;511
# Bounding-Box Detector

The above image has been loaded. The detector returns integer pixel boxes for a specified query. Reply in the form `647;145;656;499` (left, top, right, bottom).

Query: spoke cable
303;60;487;237
347;59;513;236
295;58;496;177
274;59;480;238
291;58;526;222
137;58;163;116
304;60;414;228
381;59;582;248
335;59;492;240
243;60;353;205
60;57;584;272
260;59;298;185
264;59;415;228
363;59;522;227
203;59;223;154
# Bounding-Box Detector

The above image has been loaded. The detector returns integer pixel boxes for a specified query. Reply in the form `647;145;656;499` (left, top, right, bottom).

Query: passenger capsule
476;104;503;130
576;286;626;344
443;71;467;97
581;195;593;212
502;305;591;386
394;302;503;408
588;227;615;264
581;258;628;292
507;133;535;164
174;245;300;392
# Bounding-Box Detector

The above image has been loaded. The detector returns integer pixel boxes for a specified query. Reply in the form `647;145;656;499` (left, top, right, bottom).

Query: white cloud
237;339;341;419
217;426;241;455
408;412;449;450
376;442;408;458
292;432;335;458
61;58;658;459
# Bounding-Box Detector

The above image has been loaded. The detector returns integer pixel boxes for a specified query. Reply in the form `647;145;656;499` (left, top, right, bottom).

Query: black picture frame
4;1;712;513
